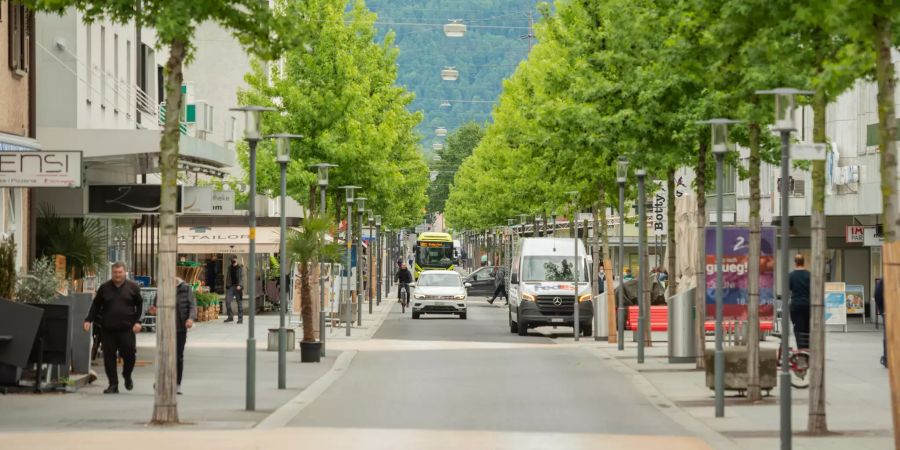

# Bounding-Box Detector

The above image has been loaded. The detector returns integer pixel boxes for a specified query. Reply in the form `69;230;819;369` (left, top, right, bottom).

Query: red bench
627;306;669;331
626;305;775;333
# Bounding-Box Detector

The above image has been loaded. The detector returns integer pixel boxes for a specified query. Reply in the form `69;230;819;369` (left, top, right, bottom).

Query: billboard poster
705;227;776;321
845;284;866;315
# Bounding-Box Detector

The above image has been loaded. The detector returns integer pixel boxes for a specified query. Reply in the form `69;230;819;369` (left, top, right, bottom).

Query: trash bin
667;287;696;363
595;294;608;340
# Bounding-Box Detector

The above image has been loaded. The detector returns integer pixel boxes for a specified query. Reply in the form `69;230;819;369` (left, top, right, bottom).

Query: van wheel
517;316;529;336
509;311;518;333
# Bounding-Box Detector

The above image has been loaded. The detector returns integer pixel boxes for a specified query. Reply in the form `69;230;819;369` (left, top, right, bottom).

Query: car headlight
578;294;593;302
414;293;425;299
453;294;465;300
521;293;536;302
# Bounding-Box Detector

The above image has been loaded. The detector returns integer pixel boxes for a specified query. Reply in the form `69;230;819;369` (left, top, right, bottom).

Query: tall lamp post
355;197;367;326
636;168;647;364
368;210;375;314
566;191;581;342
310;163;337;357
376;215;383;306
757;88;812;449
267;133;303;390
339;186;359;336
230;105;275;411
698;118;741;417
617;156;629;351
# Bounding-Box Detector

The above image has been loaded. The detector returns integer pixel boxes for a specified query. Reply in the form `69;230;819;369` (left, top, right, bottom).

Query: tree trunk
152;37;186;425
695;139;708;368
666;169;677;298
599;187;616;344
808;86;829;434
300;261;314;342
747;121;762;402
874;14;900;447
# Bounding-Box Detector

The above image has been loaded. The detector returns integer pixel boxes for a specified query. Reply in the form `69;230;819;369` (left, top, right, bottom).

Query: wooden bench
704;320;774;333
626;306;669;331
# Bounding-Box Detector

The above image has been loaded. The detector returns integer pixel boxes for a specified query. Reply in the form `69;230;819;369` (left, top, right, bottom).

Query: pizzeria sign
0;151;82;187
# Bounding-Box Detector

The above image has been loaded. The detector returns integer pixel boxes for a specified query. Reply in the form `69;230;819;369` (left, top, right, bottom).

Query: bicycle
774;333;811;389
399;283;410;314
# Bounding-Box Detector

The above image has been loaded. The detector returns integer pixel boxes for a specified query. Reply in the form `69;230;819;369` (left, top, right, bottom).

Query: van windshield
522;256;588;282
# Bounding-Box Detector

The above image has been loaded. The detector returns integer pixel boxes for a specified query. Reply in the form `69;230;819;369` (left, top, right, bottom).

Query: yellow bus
414;232;455;279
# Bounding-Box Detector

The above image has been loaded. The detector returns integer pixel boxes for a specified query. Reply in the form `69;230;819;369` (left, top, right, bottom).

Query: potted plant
287;213;340;363
16;257;61;304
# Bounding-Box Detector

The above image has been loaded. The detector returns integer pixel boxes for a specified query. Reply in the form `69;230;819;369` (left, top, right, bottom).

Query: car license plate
435;302;445;306
551;318;564;323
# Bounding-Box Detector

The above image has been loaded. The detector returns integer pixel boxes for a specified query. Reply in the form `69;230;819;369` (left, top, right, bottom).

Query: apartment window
8;2;31;75
114;33;120;110
100;26;106;106
86;24;92;101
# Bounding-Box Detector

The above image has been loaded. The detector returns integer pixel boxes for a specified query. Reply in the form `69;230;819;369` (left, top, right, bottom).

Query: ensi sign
0;151;82;187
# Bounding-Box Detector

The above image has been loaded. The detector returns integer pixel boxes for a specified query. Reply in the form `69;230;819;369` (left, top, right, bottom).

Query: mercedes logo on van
553;297;562;306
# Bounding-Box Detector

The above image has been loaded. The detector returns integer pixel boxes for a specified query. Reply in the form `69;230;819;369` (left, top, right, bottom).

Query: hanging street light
441;67;459;81
443;19;467;38
757;87;813;450
310;162;337;357
266;133;303;386
436;127;448;137
229;105;276;411
433;143;444;151
440;100;452;108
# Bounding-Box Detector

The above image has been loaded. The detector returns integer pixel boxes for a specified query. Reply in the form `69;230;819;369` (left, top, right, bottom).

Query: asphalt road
287;297;693;437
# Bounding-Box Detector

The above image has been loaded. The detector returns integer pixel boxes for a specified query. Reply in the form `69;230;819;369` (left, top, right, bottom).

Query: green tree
427;123;485;214
23;0;285;424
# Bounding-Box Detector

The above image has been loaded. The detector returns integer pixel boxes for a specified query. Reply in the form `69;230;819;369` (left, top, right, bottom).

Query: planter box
267;328;296;351
705;346;777;394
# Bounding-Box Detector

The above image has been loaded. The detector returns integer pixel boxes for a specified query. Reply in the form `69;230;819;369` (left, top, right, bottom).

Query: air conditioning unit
776;176;805;197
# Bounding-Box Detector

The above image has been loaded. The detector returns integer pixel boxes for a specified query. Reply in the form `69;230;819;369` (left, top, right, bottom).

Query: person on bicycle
789;254;811;349
395;263;413;301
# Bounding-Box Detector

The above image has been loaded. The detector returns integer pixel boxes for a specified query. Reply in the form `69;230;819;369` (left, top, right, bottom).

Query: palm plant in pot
286;213;340;362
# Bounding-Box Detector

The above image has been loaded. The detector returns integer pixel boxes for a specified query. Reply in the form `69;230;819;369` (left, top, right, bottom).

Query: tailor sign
0;151;82;187
704;226;776;321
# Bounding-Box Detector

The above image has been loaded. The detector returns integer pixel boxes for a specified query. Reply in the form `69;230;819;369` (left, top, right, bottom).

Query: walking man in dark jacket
789;254;811;349
225;256;244;323
83;262;143;394
151;277;197;394
488;266;508;305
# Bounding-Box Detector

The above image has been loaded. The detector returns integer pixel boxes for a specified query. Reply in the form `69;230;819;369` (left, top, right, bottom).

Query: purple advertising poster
705;227;776;321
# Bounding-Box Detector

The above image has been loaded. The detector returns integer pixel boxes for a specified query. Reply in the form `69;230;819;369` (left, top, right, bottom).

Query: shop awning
0;132;41;151
178;226;291;254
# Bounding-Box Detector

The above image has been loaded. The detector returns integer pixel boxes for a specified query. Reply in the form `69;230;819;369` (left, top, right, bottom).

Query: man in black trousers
83;262;144;394
225;256;244;324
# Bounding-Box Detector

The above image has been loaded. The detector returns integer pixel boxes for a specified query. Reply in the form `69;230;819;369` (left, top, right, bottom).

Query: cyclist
394;263;413;304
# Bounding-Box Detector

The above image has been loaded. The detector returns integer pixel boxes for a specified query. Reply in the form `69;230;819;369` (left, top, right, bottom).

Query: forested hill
364;0;540;153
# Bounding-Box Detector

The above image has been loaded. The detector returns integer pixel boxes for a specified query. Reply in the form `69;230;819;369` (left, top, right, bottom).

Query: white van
507;237;593;336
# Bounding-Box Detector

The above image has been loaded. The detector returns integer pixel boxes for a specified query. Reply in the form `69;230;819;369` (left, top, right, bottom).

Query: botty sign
704;227;776;321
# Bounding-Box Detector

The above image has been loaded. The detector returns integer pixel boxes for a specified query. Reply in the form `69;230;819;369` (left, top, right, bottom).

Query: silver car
411;270;470;320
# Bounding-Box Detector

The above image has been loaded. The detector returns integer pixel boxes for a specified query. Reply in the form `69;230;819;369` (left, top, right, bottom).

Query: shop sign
824;282;847;326
864;226;884;247
845;225;865;243
651;184;667;236
88;184;183;214
0;151;82;187
183;187;235;215
704;226;776;321
845;284;866;315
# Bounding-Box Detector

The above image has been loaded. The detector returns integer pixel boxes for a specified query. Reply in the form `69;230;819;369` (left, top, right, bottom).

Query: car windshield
522;256;588;282
417;273;461;287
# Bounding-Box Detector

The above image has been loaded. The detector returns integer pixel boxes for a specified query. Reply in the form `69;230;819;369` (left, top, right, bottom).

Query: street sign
845;225;864;243
791;143;827;161
88;184;183;214
0;150;82;187
864;226;884;247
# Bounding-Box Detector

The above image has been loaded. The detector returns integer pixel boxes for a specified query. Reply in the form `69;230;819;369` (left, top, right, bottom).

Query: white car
411;270;470;320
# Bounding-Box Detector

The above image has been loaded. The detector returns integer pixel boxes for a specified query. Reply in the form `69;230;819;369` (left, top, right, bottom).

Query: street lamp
566;191;581;342
266;133;303;389
436;127;448;137
440;100;452;108
368;210;375;314
698;118;741;418
230;105;275;411
433;143;444;151
757;88;812;449
355;196;368;326
310;162;337;357
617;156;628;351
339;185;360;337
375;215;383;307
441;67;459;81
636;167;648;364
443;19;467;37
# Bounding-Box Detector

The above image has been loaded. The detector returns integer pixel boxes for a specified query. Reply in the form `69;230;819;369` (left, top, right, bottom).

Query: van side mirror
510;273;518;284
